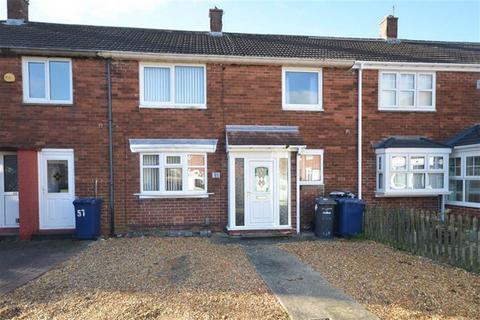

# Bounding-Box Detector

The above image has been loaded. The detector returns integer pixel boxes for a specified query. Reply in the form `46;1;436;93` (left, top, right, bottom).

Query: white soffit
129;139;218;153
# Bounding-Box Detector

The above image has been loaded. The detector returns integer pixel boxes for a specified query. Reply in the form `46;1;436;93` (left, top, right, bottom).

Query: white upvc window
282;67;323;111
376;149;450;196
140;153;207;196
22;57;73;104
139;63;206;109
447;148;480;208
299;149;324;185
378;71;435;111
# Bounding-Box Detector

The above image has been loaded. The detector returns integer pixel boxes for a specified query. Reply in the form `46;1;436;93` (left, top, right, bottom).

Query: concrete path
0;240;87;295
244;242;378;320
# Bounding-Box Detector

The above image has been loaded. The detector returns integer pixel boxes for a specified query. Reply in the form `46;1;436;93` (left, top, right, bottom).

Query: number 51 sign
76;209;86;217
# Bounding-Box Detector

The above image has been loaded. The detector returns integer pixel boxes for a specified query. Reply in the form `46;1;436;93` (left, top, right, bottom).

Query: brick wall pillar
18;150;39;240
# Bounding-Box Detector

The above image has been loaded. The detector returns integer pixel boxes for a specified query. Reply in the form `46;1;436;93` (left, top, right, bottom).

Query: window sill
135;192;211;199
139;104;207;110
445;201;480;209
299;182;324;186
376;190;450;197
378;107;436;112
23;102;74;107
282;105;323;112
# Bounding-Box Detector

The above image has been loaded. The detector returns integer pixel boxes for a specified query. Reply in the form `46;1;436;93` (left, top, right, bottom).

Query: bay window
22;57;73;104
139;63;206;108
141;153;207;196
379;71;435;111
375;149;450;196
447;151;480;207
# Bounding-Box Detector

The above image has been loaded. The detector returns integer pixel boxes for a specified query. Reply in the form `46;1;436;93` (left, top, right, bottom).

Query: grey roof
226;125;305;146
445;125;480;147
1;21;479;63
374;136;451;149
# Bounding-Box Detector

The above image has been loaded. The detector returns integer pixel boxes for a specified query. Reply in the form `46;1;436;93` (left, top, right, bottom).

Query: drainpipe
296;152;300;234
106;58;115;237
357;63;364;200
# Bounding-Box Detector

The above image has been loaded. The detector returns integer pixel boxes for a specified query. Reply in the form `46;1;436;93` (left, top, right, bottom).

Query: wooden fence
364;206;480;273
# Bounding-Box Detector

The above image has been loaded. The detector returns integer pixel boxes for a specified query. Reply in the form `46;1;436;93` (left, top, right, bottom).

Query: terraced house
0;0;478;239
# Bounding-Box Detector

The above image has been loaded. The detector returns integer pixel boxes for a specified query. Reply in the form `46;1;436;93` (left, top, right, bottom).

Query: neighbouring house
0;0;478;239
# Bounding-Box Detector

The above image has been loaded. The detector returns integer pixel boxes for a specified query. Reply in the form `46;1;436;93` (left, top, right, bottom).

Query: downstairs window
141;153;207;196
447;151;480;208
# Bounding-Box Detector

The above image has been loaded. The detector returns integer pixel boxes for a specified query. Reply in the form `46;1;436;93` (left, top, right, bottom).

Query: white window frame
282;67;323;111
299;149;324;185
378;70;436;112
446;146;480;208
22;57;73;105
139;62;207;109
139;152;208;198
375;148;450;197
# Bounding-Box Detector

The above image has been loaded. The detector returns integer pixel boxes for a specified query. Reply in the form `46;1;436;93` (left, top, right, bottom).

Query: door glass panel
255;167;269;192
4;155;18;192
279;158;289;226
47;160;69;193
235;158;245;226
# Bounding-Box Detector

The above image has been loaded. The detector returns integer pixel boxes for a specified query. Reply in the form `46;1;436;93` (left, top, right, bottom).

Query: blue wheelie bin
73;198;103;240
334;197;365;238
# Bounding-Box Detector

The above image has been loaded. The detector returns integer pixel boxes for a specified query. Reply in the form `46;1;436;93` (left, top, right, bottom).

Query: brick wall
1;54;478;235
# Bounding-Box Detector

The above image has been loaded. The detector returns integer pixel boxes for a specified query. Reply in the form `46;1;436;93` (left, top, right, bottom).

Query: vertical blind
175;66;205;104
143;65;205;105
144;67;170;102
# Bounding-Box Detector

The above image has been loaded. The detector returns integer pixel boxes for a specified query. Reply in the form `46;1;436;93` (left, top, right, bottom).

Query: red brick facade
0;55;478;237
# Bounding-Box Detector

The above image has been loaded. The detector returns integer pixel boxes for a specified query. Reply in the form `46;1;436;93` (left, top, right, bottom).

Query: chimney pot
379;15;398;40
7;0;29;22
209;7;223;34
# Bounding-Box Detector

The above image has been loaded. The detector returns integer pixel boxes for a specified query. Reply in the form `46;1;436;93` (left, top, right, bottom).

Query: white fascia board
352;61;480;72
129;139;217;153
453;144;480;152
98;51;355;67
227;145;306;152
376;147;452;154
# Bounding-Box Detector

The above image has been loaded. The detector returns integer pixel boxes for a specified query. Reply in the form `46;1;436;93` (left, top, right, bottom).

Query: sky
1;0;479;42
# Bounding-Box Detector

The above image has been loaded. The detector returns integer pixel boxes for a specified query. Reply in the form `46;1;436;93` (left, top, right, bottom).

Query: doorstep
31;229;74;241
226;228;294;238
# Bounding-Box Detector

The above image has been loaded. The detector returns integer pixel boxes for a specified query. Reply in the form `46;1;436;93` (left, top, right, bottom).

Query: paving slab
0;240;88;295
244;243;378;320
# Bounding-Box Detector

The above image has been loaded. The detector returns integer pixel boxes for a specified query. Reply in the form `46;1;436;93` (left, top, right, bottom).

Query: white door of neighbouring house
0;152;19;228
39;149;75;230
246;160;275;226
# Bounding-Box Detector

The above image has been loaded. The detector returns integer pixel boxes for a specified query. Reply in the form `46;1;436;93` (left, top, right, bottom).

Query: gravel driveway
281;240;480;320
0;238;288;320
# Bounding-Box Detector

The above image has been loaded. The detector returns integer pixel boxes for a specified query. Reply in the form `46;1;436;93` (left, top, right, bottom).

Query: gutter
106;58;115;237
357;63;363;200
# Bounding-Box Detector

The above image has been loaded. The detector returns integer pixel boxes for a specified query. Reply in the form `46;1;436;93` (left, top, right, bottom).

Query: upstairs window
282;67;323;111
379;71;435;111
140;63;206;108
299;149;324;185
22;57;73;104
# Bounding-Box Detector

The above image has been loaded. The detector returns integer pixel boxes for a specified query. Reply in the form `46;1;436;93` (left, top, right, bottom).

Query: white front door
39;149;75;230
246;160;275;226
0;152;19;228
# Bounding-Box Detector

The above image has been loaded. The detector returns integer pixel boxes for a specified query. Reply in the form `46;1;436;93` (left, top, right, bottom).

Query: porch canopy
226;125;305;151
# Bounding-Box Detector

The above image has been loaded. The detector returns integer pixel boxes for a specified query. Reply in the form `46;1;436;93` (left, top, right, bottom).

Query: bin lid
73;198;103;205
335;198;365;205
315;197;337;205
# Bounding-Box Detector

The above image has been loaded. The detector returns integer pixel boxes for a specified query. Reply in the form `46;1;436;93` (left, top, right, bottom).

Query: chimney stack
379;15;398;40
7;0;29;23
209;7;223;35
